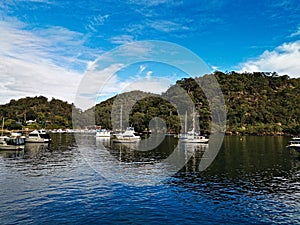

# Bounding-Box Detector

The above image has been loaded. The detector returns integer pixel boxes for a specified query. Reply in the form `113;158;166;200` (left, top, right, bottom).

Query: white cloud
290;27;300;37
121;76;172;95
86;14;109;32
239;41;300;77
0;55;81;103
146;71;153;80
0;19;91;105
75;63;125;109
110;34;134;45
139;65;146;73
149;20;189;33
77;61;175;109
128;0;182;7
211;65;218;71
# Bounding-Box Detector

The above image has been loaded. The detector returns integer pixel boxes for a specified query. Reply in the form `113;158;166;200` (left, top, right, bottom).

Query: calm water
0;135;300;224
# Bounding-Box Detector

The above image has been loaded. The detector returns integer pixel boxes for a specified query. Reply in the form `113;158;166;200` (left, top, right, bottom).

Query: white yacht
181;129;209;143
0;118;25;150
113;127;140;143
26;130;52;143
0;135;25;150
287;137;300;153
96;129;111;137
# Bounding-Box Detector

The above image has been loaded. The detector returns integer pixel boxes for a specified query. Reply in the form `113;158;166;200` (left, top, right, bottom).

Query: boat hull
96;133;111;137
181;139;209;143
112;138;140;143
287;145;300;153
26;130;51;143
0;145;24;151
26;138;51;143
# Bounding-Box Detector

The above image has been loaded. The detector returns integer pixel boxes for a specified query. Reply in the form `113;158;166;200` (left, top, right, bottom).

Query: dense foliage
0;96;77;130
2;72;300;135
215;71;300;135
93;72;300;135
92;91;180;133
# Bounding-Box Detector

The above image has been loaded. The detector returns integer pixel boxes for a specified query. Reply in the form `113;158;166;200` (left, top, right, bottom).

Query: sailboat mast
192;108;195;132
185;111;187;134
120;105;123;131
1;117;4;136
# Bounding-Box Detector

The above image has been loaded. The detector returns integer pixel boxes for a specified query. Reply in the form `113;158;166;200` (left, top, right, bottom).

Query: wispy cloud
290;27;300;37
77;62;172;109
0;18;94;104
239;41;300;77
128;0;182;7
110;34;134;45
148;20;189;33
86;14;109;32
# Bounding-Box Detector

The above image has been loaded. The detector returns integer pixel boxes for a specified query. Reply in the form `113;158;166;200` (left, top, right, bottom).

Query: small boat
112;105;140;143
113;127;141;143
0;118;25;150
181;129;209;143
0;136;25;150
180;109;209;144
96;129;111;137
287;137;300;153
26;130;52;143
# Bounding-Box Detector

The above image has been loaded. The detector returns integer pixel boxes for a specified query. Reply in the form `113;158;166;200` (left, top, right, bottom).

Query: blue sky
1;0;300;107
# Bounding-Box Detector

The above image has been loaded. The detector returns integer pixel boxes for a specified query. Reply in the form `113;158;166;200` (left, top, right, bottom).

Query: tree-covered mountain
214;71;300;134
2;72;300;135
0;96;77;130
93;72;300;135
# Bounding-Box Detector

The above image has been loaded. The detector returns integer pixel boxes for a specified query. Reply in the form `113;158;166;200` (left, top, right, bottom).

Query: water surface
0;135;299;224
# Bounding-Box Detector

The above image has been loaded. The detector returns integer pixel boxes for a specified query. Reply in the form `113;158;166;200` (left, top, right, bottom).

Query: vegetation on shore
0;96;77;130
1;71;300;135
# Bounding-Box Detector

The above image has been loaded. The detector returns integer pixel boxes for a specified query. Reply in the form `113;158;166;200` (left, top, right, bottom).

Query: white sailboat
112;105;140;143
0;118;25;150
180;109;209;144
95;128;111;137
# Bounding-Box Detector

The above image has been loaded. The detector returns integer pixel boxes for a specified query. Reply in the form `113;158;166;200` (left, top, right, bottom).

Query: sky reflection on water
0;134;299;224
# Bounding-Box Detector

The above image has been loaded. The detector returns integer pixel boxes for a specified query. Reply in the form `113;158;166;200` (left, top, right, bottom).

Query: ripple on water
0;135;300;224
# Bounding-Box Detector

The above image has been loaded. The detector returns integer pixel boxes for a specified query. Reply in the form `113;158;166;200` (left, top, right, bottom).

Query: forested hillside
0;96;77;130
1;72;300;135
215;71;300;134
93;72;300;135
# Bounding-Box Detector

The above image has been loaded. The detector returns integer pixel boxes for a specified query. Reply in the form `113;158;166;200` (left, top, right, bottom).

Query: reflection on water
96;136;208;165
0;149;25;159
0;134;300;224
25;143;49;158
0;134;79;177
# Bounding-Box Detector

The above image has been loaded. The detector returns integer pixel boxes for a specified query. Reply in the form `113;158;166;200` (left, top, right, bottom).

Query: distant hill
93;72;300;135
91;90;180;133
214;71;300;135
2;72;300;135
0;96;77;130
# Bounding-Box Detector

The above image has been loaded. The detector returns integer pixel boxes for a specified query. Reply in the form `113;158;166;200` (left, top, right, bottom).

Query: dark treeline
93;71;300;135
215;71;300;135
0;96;77;130
1;72;300;135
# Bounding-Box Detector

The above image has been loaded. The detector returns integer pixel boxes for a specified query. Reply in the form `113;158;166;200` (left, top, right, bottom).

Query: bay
0;134;299;224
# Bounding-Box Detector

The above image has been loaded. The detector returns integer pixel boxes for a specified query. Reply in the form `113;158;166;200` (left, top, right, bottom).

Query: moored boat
26;130;52;143
0;136;25;150
287;137;300;153
180;109;209;144
113;127;140;143
181;129;209;143
96;129;111;137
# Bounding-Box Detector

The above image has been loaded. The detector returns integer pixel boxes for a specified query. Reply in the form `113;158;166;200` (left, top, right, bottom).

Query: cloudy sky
1;0;300;107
